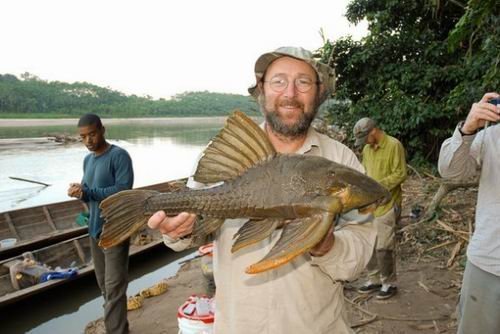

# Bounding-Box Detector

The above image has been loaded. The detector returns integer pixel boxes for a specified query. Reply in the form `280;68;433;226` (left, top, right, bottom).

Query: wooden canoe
0;228;167;307
0;179;186;260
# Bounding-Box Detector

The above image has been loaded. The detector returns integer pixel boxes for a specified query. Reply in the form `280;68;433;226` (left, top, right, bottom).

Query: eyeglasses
263;76;319;93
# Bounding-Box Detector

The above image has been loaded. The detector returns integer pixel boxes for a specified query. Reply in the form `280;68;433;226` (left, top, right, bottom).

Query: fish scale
143;186;248;218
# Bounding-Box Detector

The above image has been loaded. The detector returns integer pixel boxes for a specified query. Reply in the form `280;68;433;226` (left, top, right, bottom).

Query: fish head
318;161;391;214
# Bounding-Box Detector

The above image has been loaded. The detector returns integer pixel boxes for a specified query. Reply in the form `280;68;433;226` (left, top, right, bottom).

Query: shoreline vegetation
0;74;259;120
0;116;229;127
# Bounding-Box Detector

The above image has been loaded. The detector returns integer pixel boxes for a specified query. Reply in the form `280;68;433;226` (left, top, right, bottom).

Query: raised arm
439;92;499;180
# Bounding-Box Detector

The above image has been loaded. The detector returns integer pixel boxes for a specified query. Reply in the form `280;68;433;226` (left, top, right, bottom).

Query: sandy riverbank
85;258;211;334
84;256;458;334
0;117;228;127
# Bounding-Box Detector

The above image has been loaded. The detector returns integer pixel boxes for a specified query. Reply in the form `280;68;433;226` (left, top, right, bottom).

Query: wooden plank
42;206;57;231
0;227;87;261
0;234;88;266
73;239;86;263
3;213;20;239
8;176;50;187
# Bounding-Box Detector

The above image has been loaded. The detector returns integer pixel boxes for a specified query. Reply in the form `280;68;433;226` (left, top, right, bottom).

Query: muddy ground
85;174;475;333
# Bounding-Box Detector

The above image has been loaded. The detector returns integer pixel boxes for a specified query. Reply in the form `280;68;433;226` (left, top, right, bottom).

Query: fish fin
193;110;276;183
192;217;224;241
99;190;159;249
358;202;377;214
231;218;281;253
245;213;334;274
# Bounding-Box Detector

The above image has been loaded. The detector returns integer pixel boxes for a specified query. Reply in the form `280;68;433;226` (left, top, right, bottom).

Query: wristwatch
457;121;477;136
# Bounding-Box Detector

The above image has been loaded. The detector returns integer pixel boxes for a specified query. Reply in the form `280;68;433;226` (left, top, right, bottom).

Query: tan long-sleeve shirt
164;127;376;334
438;124;500;276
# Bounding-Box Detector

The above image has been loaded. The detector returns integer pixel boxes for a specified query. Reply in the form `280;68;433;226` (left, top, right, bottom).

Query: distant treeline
0;73;259;118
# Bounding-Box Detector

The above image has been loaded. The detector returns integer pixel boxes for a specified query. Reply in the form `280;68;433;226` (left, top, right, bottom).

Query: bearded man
148;47;376;334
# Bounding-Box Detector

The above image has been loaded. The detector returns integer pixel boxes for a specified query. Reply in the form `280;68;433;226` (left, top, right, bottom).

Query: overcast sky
0;0;367;99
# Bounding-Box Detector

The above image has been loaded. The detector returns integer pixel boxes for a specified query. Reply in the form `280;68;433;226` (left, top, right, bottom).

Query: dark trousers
90;237;130;334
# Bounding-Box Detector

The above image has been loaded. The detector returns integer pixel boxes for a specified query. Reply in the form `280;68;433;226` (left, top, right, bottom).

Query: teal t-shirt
81;144;134;239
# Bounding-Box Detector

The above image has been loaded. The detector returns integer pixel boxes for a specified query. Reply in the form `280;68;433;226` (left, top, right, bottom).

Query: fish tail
99;190;159;249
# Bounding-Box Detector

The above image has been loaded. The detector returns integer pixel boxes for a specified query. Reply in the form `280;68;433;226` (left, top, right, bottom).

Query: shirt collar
370;131;387;150
296;126;320;154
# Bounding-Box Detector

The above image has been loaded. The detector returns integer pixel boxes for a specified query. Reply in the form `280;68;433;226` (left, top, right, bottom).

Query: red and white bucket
177;294;214;334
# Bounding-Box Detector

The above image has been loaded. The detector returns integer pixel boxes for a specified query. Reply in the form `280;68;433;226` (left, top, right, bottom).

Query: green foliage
318;0;499;165
0;74;258;117
447;0;499;108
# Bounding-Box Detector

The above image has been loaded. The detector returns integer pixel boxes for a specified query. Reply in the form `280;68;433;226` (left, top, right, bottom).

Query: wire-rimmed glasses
263;75;319;93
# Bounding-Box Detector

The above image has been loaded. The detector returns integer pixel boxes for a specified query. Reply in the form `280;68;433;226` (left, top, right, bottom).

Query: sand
84;256;459;334
84;258;211;334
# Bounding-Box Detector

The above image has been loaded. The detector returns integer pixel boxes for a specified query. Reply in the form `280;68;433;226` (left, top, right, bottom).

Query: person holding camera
438;92;500;334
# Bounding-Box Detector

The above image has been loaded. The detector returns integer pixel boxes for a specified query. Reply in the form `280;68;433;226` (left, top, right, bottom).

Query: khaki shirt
438;125;500;276
165;127;376;334
361;132;407;217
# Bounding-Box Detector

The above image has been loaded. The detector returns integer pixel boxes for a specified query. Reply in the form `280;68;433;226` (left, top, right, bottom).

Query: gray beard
265;111;315;138
260;96;319;139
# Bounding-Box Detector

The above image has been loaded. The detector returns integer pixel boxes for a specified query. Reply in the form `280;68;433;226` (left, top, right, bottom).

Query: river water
0;117;226;212
0;117;227;333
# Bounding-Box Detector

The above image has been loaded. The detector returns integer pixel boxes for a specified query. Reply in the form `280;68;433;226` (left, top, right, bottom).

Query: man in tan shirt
148;47;377;334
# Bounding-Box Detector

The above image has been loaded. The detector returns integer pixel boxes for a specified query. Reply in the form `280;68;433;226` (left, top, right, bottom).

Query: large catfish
99;110;390;274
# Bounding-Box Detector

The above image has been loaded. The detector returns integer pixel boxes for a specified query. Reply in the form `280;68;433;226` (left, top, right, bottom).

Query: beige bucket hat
248;46;336;105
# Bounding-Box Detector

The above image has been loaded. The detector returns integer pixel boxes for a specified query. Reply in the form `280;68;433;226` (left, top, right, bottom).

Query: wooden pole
9;176;50;187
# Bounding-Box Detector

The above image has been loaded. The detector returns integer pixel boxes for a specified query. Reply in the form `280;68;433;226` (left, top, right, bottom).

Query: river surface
0;117;226;212
0;117;228;333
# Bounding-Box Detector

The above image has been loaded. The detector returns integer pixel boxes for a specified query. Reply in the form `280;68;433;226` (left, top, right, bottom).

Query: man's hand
461;92;500;134
309;224;335;257
67;183;82;199
147;211;196;240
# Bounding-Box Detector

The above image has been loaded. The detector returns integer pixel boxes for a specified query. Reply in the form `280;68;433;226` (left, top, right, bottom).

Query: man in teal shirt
68;113;134;334
353;117;407;299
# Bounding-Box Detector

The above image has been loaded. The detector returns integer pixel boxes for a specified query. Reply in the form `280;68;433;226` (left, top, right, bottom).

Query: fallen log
422;178;478;221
